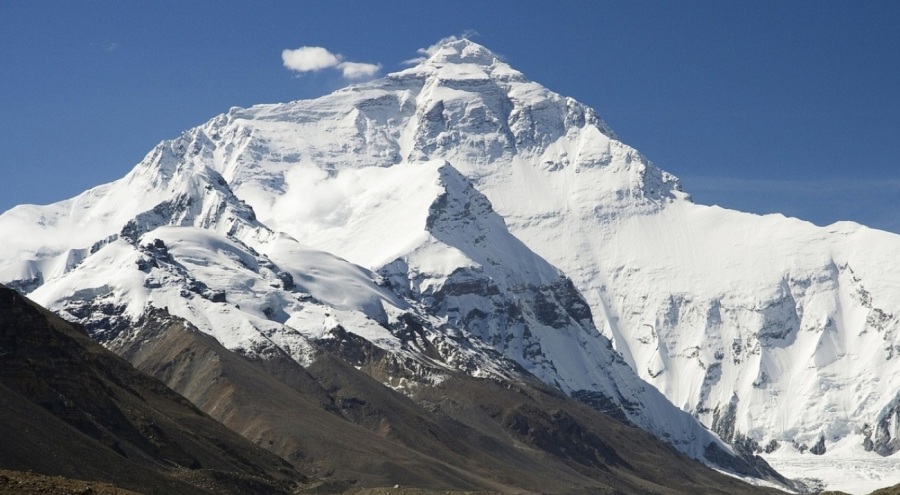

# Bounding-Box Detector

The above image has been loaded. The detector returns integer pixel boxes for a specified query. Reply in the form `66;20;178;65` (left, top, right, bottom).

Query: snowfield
765;436;900;494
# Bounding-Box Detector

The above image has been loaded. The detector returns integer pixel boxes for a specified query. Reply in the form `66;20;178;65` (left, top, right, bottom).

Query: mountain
0;162;790;489
112;304;786;494
4;38;897;491
0;282;784;494
0;284;302;494
0;151;759;473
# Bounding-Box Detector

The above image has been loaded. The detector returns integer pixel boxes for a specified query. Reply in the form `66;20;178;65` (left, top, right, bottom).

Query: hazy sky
2;1;898;232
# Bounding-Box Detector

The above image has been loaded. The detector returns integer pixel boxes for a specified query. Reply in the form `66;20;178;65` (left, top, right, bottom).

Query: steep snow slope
569;203;900;447
372;161;732;459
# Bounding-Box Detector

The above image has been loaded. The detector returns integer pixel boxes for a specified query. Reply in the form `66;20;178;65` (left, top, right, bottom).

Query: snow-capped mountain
3;38;898;490
0;151;741;471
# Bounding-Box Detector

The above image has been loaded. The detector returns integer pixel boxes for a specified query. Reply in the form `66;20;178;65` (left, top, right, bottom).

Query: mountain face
0;150;744;472
0;286;786;495
3;38;897;489
110;302;786;494
0;284;302;494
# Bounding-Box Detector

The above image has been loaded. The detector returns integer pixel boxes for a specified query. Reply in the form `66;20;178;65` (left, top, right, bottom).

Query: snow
764;436;900;494
260;160;445;269
29;240;150;321
263;234;407;318
562;201;900;451
132;226;410;355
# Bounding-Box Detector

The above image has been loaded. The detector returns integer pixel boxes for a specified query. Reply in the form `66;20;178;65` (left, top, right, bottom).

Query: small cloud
404;31;479;65
337;61;382;79
282;45;380;80
282;46;342;73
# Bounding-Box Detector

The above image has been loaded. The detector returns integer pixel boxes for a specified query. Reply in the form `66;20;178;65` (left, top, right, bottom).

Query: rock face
0;285;302;495
4;38;898;487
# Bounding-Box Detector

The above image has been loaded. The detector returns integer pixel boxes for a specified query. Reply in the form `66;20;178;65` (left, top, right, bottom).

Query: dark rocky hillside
0;285;302;495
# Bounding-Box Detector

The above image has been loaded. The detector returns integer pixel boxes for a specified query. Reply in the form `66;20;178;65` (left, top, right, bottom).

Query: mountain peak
391;38;520;84
426;38;500;67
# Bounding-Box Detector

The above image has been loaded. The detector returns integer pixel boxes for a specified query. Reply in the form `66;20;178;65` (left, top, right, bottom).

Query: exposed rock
810;435;827;455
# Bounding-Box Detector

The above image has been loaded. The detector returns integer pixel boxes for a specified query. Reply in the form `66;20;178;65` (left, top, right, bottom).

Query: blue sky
2;1;898;232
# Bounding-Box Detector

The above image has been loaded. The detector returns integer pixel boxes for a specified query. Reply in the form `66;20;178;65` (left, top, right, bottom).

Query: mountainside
3;38;899;491
112;304;785;494
0;284;785;494
0;152;752;473
0;284;302;494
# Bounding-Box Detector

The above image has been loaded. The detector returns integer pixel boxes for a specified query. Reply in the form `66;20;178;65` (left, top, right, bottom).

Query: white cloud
337;61;382;79
404;31;479;65
282;45;381;80
282;46;342;73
